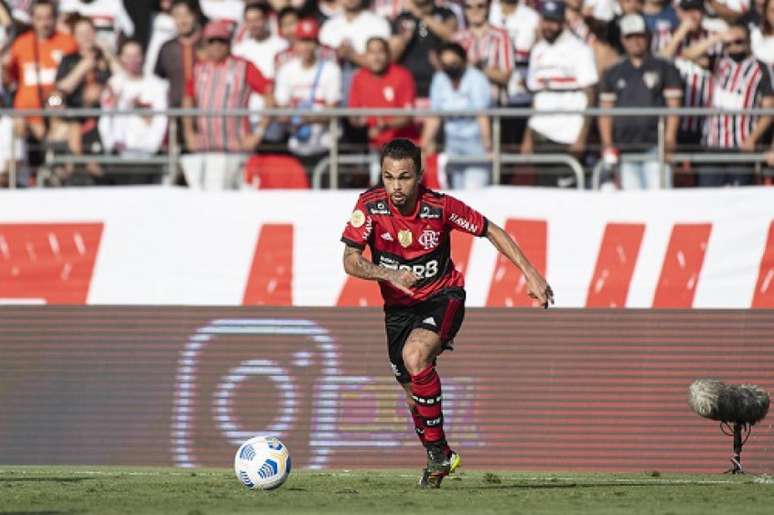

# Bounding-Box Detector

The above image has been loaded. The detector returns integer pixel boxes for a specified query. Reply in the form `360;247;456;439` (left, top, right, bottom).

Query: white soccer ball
234;436;291;490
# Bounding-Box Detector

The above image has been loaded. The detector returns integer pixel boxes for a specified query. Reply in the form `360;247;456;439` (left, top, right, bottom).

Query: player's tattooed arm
485;222;555;309
342;245;417;296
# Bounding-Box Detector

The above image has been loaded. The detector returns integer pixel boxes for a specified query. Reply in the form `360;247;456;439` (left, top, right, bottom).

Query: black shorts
384;287;466;384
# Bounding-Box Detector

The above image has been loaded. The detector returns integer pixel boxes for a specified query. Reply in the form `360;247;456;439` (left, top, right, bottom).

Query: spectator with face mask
348;36;418;148
682;21;773;186
99;40;169;159
421;42;492;189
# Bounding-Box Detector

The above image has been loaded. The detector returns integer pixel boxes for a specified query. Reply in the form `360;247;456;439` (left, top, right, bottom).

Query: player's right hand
388;269;419;296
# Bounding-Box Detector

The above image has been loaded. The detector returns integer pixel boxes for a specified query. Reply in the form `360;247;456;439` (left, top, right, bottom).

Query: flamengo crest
418;230;440;250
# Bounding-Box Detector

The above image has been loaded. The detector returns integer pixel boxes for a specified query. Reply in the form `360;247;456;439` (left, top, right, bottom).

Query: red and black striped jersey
341;186;488;307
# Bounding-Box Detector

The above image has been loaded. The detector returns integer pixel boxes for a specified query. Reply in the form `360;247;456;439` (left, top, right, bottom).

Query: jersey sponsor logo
350;209;366;228
366;201;390;216
378;255;440;280
381;232;393;241
363;216;373;241
419;204;442;219
418;230;440;250
449;213;478;234
398;229;412;248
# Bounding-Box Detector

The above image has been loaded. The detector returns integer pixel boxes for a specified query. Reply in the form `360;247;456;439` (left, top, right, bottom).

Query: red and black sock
410;364;450;455
409;406;427;446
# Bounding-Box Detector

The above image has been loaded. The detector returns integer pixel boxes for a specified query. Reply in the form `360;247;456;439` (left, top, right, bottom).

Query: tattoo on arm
343;246;390;281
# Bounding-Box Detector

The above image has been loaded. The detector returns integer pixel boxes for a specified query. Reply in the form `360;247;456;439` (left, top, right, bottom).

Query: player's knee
402;344;431;376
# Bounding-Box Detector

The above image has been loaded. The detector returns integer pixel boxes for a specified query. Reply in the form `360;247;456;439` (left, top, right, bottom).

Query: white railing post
657;115;667;189
329;117;339;190
492;115;501;185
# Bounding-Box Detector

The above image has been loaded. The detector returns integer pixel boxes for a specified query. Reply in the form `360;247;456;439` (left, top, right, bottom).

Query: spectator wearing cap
521;0;598;188
599;13;683;190
606;0;645;54
421;42;492;189
319;0;391;102
348;36;418;149
181;19;273;190
274;18;342;162
390;0;457;99
682;21;773;186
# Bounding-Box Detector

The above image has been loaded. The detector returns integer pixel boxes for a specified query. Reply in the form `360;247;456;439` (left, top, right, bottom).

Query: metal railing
1;107;771;190
590;152;770;190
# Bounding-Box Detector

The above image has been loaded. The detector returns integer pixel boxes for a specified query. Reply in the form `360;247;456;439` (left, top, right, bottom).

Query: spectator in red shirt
348;36;418;148
181;19;273;190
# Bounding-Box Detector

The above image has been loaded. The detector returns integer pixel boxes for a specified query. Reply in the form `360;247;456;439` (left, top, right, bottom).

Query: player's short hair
380;139;422;176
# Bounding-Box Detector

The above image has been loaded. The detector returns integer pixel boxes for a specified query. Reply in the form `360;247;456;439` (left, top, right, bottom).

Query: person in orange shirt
3;0;77;143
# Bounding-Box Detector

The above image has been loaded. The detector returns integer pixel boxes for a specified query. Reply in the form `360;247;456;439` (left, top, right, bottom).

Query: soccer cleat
418;445;460;488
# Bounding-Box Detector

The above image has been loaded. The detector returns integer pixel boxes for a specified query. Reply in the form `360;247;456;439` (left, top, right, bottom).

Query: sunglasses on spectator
464;3;488;9
207;37;229;44
725;39;746;45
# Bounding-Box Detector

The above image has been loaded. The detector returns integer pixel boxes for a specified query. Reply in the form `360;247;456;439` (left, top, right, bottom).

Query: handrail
1;106;772;117
590;152;770;190
312;152;586;190
4;106;772;190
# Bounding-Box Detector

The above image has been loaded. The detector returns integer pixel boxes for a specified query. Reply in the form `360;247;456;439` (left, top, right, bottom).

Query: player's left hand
526;272;554;309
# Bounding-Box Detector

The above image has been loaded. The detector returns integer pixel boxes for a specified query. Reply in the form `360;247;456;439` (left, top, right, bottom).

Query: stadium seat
243;154;310;189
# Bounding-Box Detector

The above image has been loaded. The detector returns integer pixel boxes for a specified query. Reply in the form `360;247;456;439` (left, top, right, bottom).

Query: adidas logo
381;232;394;241
422;317;436;327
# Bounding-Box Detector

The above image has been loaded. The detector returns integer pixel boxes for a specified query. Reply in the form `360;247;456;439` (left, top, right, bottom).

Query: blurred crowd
0;0;772;189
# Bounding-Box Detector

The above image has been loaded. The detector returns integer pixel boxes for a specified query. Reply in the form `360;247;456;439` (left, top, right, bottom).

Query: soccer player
340;139;553;488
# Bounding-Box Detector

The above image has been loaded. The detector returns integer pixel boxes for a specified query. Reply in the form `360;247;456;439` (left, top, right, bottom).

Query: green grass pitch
2;467;774;515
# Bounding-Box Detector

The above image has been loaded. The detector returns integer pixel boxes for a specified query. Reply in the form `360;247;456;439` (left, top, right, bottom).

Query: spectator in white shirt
99;39;169;157
319;0;391;101
275;18;342;160
521;0;598;187
58;0;135;53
